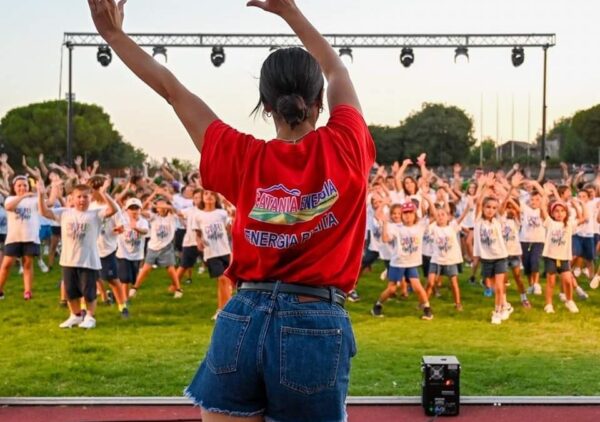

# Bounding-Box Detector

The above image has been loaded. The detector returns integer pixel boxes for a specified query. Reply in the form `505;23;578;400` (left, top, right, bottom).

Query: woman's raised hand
246;0;297;16
88;0;127;40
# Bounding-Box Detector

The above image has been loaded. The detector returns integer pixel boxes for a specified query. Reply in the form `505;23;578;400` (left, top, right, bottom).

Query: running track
2;404;600;422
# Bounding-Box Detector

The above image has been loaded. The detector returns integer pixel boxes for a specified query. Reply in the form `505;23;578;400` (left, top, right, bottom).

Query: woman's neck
275;120;315;143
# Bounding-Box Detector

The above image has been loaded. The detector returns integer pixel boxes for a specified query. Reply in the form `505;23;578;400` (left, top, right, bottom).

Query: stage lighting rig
96;45;112;67
454;46;469;63
211;46;226;67
400;47;414;67
152;46;168;62
511;46;525;67
339;47;353;63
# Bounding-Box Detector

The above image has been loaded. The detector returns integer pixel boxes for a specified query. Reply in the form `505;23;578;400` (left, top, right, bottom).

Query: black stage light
152;46;168;62
422;356;461;416
97;45;112;67
211;46;226;67
454;46;469;63
511;46;525;67
339;47;353;63
400;47;414;67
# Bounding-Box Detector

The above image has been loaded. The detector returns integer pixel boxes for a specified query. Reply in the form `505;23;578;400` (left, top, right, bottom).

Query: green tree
469;138;496;165
0;100;146;169
369;103;476;165
571;104;600;150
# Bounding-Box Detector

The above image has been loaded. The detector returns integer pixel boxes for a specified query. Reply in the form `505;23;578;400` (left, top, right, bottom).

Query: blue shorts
100;251;118;281
39;225;52;242
181;246;202;269
185;288;356;422
428;263;459;277
388;266;420;282
572;235;595;261
4;242;40;258
422;255;431;277
544;257;570;274
361;249;379;270
507;256;521;269
481;258;508;278
521;242;544;275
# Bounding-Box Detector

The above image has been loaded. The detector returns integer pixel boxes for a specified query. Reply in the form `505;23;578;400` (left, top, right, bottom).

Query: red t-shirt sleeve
325;105;376;173
200;120;258;205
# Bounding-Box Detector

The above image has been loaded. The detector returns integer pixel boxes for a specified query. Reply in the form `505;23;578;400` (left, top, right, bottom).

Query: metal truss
64;33;556;49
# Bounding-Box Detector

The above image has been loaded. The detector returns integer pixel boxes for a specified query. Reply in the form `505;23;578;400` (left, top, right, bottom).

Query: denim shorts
428;262;459;277
544;257;571;274
144;244;176;267
185;286;357;422
100;251;118;281
388;265;420;282
507;255;521;269
480;258;508;278
521;242;544;275
572;235;595;261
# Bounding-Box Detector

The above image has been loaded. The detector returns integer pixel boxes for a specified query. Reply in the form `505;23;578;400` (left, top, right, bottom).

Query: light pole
540;45;549;161
66;41;74;166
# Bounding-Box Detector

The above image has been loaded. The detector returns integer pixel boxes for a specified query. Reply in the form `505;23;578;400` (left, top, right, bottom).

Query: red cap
401;202;417;213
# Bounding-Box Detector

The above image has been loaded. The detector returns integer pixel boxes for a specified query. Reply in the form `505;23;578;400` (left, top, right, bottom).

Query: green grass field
1;261;600;397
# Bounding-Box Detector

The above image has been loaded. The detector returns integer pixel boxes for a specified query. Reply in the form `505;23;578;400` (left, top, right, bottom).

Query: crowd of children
359;155;600;324
0;154;233;328
1;152;599;327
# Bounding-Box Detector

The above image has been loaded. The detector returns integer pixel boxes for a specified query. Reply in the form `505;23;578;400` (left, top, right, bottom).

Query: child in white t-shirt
542;200;585;314
197;191;232;320
39;181;118;329
115;197;149;304
129;190;182;299
372;202;432;320
175;189;204;286
0;176;43;300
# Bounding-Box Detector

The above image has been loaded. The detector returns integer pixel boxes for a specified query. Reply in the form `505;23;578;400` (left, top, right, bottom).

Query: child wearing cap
129;188;182;299
115;197;149;304
542;198;586;314
372;201;433;320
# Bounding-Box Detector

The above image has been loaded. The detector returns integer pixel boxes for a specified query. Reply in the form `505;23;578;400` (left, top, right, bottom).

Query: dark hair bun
275;94;308;129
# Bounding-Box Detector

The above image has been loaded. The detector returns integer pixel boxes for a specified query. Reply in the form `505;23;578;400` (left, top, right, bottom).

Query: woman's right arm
88;0;218;153
247;0;361;113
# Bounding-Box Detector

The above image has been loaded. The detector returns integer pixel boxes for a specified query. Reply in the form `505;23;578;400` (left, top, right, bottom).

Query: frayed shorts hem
183;387;265;418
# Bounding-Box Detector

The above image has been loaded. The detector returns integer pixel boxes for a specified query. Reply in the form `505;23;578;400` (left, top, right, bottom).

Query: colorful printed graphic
249;180;339;225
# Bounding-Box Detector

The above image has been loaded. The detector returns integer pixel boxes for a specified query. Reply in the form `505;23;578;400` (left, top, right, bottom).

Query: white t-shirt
501;217;522;256
387;220;426;268
366;216;384;253
542;218;575;261
147;213;177;251
182;207;203;248
422;217;435;257
459;196;476;229
575;200;597;237
54;208;105;269
90;202;125;258
378;221;396;261
198;209;231;260
172;194;194;229
519;203;545;243
116;217;150;261
429;221;463;265
5;196;41;244
474;217;508;260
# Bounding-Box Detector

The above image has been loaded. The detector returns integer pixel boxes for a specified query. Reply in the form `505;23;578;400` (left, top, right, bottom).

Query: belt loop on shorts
329;286;335;305
271;280;281;300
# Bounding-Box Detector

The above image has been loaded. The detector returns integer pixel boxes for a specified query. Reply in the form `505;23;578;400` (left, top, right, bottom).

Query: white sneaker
565;300;579;313
583;268;590;278
59;314;84;328
533;283;542;295
590;275;600;290
174;289;183;299
18;266;23;275
573;267;582;277
211;310;220;321
501;304;514;321
526;285;534;295
128;288;137;298
544;304;555;314
576;286;589;300
78;314;96;329
558;292;567;303
38;259;49;273
491;311;502;325
197;266;205;274
379;269;388;281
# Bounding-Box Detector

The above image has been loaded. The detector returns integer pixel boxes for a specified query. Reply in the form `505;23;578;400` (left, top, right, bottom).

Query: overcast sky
1;0;599;162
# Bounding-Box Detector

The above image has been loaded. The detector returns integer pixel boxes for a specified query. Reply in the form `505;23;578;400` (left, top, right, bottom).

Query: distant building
496;140;537;160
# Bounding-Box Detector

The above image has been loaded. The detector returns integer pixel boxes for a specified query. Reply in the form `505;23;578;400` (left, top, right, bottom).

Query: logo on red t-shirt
249;179;339;225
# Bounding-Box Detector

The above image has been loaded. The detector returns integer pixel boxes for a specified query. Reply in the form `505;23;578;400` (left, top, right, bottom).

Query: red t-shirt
200;105;375;292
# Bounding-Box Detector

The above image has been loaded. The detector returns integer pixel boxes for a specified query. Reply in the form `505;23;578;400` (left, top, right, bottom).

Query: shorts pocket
280;326;343;395
206;311;251;374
